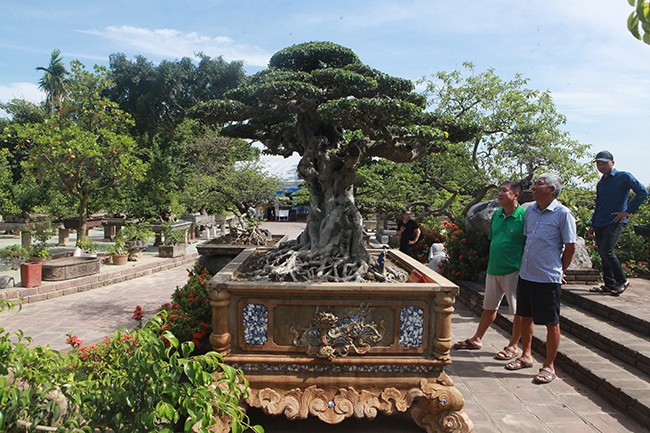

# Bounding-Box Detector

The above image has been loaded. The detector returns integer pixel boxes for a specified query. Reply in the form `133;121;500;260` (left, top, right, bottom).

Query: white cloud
82;26;271;67
0;82;43;105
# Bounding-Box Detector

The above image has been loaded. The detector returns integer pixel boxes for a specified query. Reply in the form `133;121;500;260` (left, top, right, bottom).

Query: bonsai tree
115;221;153;261
116;221;154;247
75;238;99;254
29;228;54;261
162;224;187;246
0;245;31;270
106;239;128;256
192;42;469;282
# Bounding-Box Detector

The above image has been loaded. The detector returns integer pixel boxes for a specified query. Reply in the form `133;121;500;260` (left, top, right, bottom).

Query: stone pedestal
181;213;216;241
151;221;192;246
57;227;70;246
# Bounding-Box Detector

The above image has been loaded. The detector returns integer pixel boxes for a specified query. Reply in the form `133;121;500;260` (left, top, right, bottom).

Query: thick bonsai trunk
298;145;369;264
248;140;376;282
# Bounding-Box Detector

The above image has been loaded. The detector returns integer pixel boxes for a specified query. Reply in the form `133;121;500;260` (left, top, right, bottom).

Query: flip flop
494;346;519;360
589;285;612;293
453;339;482;350
505;357;533;371
610;282;630;297
533;367;556;384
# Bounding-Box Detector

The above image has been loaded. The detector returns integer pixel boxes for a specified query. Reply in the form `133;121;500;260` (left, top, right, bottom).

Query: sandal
533;367;556;384
452;339;482;350
494;346;519;361
610;282;630;297
505;357;533;371
589;285;612;293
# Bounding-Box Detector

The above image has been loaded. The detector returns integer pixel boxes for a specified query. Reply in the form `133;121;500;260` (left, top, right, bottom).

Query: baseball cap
594;150;614;162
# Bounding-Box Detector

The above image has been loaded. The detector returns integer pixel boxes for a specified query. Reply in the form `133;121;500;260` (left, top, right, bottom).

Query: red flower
132;305;144;321
66;334;82;348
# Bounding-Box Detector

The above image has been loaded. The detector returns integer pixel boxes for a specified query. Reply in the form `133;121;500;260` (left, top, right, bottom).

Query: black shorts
516;277;561;325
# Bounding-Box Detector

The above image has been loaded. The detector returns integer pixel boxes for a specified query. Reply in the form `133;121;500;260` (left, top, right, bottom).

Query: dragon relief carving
291;304;385;360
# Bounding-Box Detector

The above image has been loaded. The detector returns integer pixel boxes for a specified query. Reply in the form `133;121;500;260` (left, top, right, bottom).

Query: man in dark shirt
396;210;420;258
588;150;648;296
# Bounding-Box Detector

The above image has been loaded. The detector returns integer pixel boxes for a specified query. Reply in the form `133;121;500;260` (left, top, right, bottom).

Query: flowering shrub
412;228;446;263
0;299;262;432
441;220;489;282
132;305;144;327
412;220;489;282
159;264;213;352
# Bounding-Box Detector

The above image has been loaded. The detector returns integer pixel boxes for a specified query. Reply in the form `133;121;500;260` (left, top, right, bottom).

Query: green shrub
159;264;214;352
411;219;489;282
0;299;263;433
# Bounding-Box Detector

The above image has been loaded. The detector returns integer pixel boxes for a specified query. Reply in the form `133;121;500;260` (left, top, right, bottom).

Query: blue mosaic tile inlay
243;303;268;345
399;306;424;348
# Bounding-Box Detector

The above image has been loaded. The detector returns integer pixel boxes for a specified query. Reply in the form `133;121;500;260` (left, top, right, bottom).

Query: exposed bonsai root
242;242;407;283
229;225;271;246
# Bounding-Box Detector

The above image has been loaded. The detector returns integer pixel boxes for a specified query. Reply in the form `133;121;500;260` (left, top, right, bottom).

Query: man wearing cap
588;150;648;296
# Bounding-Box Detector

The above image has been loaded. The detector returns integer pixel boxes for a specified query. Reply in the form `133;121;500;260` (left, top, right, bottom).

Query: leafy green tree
355;158;425;216
0;149;19;216
0;99;46;125
105;54;247;219
417;63;593;217
35;49;68;117
176;120;279;216
0;99;47;181
4;61;147;239
628;0;650;44
107;53;246;145
192;42;468;281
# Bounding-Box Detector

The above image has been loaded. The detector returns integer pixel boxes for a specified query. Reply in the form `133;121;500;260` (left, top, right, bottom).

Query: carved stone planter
158;244;186;258
207;248;473;433
42;257;100;281
196;234;287;274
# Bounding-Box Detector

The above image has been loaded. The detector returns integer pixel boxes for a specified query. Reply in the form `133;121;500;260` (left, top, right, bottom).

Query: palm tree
36;49;68;117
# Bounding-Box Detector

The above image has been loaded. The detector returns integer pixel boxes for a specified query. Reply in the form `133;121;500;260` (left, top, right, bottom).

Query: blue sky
1;0;649;185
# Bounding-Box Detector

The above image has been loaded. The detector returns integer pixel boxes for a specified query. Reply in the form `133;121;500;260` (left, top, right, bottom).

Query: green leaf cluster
628;0;650;44
0;299;262;432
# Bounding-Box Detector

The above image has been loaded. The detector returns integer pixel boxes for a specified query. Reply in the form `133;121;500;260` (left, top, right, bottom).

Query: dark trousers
400;244;414;258
595;223;626;287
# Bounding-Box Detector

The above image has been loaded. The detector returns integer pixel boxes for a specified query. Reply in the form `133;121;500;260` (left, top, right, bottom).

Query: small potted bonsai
0;244;31;270
0;244;43;288
158;223;187;258
75;239;99;258
107;239;129;265
116;222;153;261
28;228;54;262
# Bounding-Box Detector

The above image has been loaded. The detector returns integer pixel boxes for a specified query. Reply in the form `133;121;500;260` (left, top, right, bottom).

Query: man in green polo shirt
453;181;526;361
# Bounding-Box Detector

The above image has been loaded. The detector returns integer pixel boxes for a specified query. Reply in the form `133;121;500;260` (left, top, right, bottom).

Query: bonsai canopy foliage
192;42;468;282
